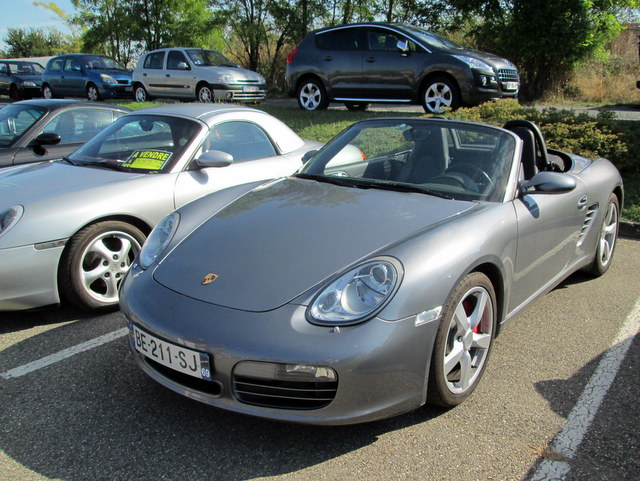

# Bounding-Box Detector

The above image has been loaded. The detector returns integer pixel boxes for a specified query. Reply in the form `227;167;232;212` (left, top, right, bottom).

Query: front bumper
212;84;267;102
0;243;64;310
120;269;440;425
99;83;134;99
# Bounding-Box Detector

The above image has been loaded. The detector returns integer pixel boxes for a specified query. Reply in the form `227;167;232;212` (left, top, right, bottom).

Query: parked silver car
120;118;622;425
132;48;267;103
0;104;321;311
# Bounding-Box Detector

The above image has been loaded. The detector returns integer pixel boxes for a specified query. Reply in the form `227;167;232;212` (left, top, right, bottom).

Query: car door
509;177;590;311
0;62;9;95
360;27;417;100
140;51;167;98
61;56;85;97
11;108;124;165
314;27;365;99
173;120;291;208
164;50;195;99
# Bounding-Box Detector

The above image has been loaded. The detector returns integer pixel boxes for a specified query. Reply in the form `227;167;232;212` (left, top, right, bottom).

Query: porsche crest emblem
202;273;218;285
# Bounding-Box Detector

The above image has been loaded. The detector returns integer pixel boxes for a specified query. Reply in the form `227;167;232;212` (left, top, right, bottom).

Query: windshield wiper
366;181;455;199
295;174;454;198
58;157;78;166
294;173;359;188
79;160;127;172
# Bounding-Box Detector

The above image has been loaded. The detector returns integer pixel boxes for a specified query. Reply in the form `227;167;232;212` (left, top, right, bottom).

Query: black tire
586;193;619;277
344;102;370;111
42;84;56;99
87;83;100;101
296;78;329;111
427;272;496;407
9;84;20;100
421;77;460;114
134;84;151;102
58;221;146;310
197;83;214;102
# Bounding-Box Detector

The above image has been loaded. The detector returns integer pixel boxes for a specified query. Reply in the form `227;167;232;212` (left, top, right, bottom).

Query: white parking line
528;298;640;481
0;328;128;380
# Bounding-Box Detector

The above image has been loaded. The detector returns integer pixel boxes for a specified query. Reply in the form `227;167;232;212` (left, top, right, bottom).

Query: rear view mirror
196;149;233;168
31;132;61;155
302;150;318;163
521;171;576;194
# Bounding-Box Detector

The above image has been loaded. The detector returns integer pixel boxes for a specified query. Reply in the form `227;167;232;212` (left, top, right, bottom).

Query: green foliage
443;99;637;173
456;0;640;100
1;27;74;57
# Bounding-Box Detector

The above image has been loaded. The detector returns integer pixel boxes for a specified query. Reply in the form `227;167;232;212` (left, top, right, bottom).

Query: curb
620;221;640;239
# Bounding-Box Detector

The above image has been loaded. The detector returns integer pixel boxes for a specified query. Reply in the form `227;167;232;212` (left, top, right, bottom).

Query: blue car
42;53;133;101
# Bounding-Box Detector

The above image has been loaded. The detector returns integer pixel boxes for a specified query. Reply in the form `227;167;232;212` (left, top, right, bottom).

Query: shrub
443;100;638;173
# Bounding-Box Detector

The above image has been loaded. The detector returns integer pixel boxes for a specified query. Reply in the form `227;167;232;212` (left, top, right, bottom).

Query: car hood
203;66;264;83
15;74;42;83
457;48;517;70
0;161;141;203
153;177;475;312
94;69;132;80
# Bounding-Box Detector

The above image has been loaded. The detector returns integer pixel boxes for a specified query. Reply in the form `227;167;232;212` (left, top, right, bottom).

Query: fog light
481;75;490;86
234;361;337;382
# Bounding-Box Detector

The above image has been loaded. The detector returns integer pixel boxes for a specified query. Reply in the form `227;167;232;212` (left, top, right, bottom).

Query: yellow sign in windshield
123;150;173;170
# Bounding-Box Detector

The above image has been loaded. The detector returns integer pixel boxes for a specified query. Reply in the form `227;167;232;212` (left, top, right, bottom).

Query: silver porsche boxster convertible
120;117;623;425
0;104;321;310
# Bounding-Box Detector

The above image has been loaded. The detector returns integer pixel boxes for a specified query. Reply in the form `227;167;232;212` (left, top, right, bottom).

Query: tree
452;0;640;100
71;0;219;66
1;28;73;58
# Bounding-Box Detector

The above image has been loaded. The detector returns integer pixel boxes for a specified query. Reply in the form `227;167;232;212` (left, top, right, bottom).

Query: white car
132;48;267;103
0;103;321;311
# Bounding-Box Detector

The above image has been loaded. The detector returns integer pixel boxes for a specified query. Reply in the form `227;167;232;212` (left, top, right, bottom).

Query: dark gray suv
286;23;520;114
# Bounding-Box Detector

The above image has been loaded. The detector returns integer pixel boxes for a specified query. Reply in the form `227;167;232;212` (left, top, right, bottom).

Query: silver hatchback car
132;47;267;103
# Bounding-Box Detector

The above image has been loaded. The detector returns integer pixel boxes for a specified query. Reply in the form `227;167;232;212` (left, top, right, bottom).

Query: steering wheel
446;162;494;191
428;171;480;192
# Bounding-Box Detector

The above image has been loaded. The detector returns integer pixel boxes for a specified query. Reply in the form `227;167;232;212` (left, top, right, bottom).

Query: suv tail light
287;48;298;65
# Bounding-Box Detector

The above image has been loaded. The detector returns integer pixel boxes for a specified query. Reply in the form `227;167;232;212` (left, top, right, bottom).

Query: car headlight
21;81;37;87
0;205;24;239
453;55;493;72
100;74;118;84
139;212;180;269
217;74;234;84
308;259;400;325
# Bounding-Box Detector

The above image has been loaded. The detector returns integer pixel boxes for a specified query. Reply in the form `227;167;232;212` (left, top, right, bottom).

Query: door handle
323;56;333;61
166;74;171;77
577;196;588;209
366;57;376;62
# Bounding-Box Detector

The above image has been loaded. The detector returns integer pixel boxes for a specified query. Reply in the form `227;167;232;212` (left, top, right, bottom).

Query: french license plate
132;325;211;381
242;86;259;92
503;81;519;91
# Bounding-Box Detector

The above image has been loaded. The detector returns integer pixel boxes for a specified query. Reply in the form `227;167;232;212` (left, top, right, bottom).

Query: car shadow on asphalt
0;308;451;481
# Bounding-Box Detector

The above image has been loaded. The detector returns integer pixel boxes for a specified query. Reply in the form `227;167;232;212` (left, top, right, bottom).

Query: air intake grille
578;204;599;246
498;69;519;83
233;375;338;410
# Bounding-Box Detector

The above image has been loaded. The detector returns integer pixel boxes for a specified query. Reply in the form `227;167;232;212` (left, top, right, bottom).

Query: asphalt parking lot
1;237;638;481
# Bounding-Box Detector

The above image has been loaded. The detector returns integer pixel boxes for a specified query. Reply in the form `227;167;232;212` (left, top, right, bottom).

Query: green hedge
442;99;637;173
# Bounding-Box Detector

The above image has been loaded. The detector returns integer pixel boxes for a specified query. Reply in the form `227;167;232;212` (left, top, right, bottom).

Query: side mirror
177;61;190;70
31;132;61;155
301;150;317;164
196;149;233;168
521;171;576;194
397;39;410;54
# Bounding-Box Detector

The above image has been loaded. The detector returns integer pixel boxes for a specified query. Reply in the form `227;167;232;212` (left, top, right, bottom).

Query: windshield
402;25;463;50
0;104;46;148
7;62;44;75
297;119;516;202
186;49;237;68
82;55;127;71
67;114;201;173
